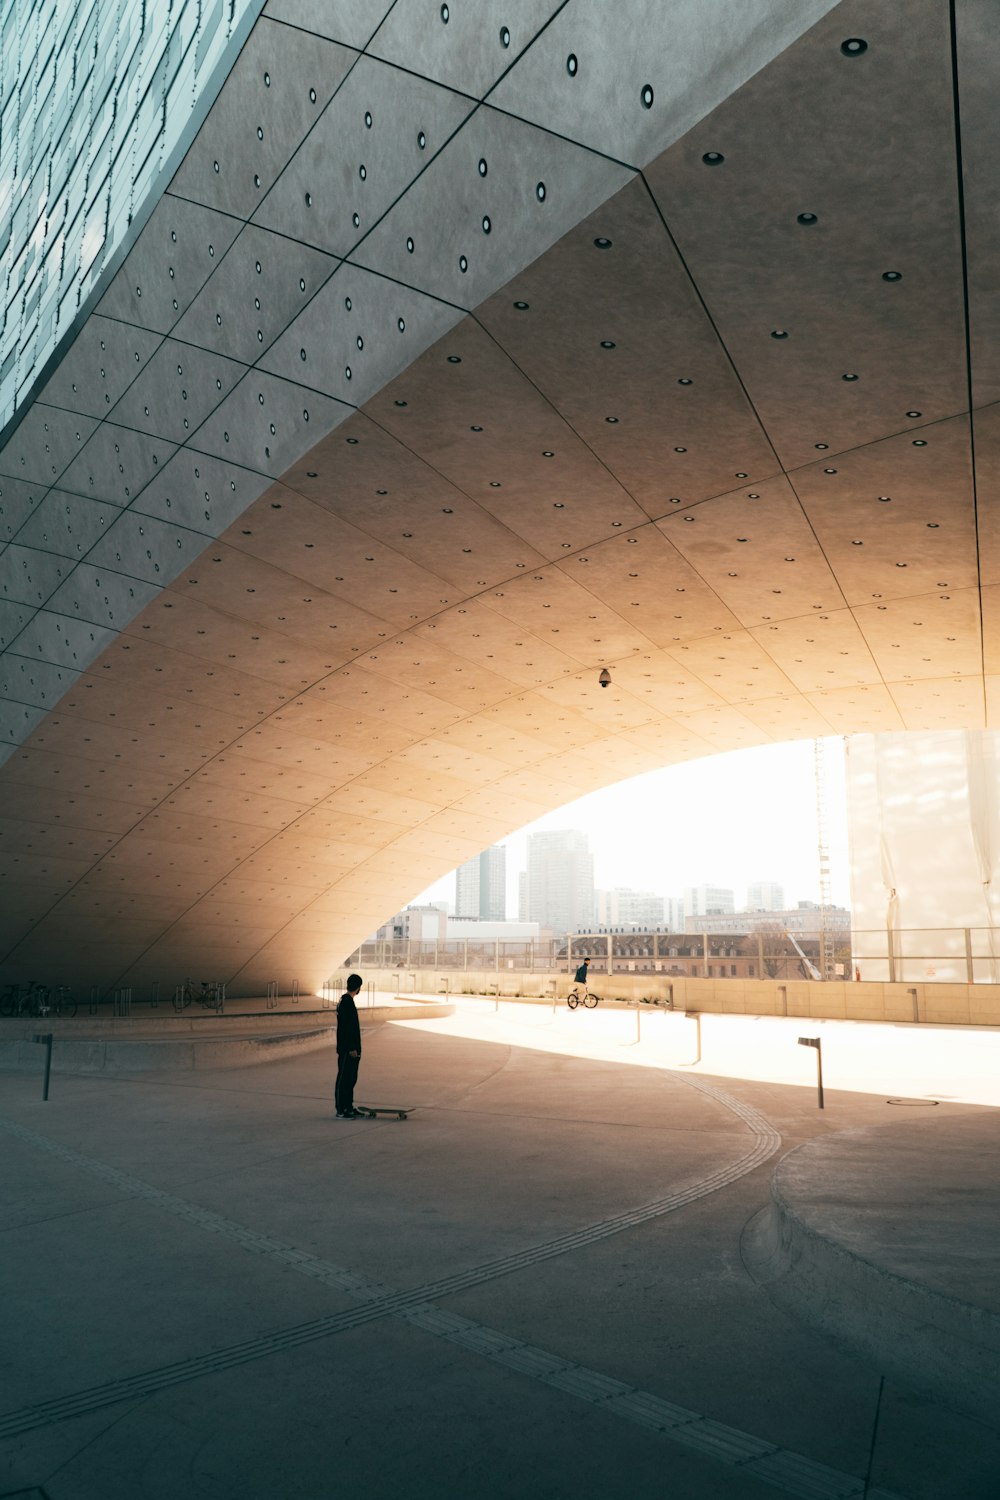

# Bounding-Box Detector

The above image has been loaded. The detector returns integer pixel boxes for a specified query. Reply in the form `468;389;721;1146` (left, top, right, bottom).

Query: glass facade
0;0;262;434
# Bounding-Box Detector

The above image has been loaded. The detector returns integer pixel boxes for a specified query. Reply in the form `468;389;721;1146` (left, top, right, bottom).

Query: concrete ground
2;1000;999;1499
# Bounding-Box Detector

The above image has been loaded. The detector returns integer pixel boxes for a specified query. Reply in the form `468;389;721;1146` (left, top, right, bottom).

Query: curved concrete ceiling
0;0;995;994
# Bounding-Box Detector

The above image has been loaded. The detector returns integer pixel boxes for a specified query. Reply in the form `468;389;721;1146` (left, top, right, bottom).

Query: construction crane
814;738;835;981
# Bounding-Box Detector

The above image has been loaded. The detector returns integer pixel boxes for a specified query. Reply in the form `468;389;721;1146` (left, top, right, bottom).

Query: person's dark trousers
335;1052;360;1113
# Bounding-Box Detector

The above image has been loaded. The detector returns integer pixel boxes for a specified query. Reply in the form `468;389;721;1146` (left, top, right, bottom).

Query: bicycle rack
266;980;278;1010
113;987;132;1017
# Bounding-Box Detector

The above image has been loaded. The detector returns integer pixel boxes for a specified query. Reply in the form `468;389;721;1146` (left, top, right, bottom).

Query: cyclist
573;957;590;987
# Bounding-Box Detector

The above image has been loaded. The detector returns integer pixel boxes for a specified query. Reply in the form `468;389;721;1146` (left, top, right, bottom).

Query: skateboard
354;1104;409;1120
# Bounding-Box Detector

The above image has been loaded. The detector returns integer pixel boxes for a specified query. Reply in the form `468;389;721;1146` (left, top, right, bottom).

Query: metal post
756;931;764;978
702;932;709;978
32;1033;53;1100
886;927;897;984
636;1005;641;1044
150;982;159;1009
607;932;613;975
798;1037;824;1108
495;937;500;972
778;983;787;1016
965;928;974;984
909;986;919;1023
685;1012;702;1065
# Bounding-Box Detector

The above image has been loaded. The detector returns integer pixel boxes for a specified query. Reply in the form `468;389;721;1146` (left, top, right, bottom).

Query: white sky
413;735;851;917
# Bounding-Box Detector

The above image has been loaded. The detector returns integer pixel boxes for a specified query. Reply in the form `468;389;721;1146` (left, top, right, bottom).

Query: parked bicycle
173;978;223;1012
566;988;600;1010
0;982;76;1017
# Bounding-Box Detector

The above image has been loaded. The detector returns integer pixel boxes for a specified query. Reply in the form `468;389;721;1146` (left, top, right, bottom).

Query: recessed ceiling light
841;37;868;55
797;212;818;225
702;151;724;165
594;237;612;249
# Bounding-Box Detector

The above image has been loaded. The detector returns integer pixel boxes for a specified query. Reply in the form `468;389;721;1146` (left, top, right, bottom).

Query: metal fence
343;928;1000;984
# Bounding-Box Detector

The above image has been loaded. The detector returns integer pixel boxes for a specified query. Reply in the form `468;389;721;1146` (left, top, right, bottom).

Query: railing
340;928;1000;984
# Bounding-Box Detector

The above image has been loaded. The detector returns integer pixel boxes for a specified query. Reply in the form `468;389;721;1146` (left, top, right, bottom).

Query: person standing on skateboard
335;973;363;1118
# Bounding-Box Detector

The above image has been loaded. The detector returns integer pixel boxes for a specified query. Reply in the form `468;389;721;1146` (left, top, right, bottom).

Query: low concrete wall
0;1003;455;1074
366;969;1000;1027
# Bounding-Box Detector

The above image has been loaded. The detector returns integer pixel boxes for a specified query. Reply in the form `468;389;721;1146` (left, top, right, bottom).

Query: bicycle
566;988;600;1010
173;979;222;1012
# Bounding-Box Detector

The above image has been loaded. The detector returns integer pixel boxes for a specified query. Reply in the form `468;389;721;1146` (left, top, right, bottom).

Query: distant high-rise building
455;845;507;920
745;881;784;912
526;829;594;933
594;888;666;927
518;870;529;922
663;895;685;931
455;855;480;918
683;884;735;917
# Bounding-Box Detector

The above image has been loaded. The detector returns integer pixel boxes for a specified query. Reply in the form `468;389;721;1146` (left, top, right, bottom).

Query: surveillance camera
598;668;611;688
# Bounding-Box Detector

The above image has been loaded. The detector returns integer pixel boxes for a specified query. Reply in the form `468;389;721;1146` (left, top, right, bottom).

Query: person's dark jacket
574;964;589;984
337;993;362;1055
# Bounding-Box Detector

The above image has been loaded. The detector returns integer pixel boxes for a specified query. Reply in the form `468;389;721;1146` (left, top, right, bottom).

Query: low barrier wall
358;970;1000;1028
0;1003;456;1074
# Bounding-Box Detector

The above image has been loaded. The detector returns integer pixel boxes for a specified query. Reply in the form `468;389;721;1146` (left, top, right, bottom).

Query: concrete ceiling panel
224;486;457;625
970;404;1000;586
667;704;772;754
659;480;847;626
0;546;73;608
644;0;966;471
749;611;883;695
488;0;838;164
15;491;121;563
852;588;983;683
888;675;987;733
736;695;836;741
667;632;801;707
172;226;338;365
475;178;778;511
352;103;633;309
563;526;742;649
0;701;51;758
0;407;99;487
605;654;727;717
955;0;1000;407
0;655;79;712
58;424;176;510
417;604;582;688
0;601;36;653
367;318;650;554
96;196;244;335
262;0;391;50
189;371;349;477
168;21;355;220
38;319;163;419
483;568;651;664
369;1;560;99
129;450;271;537
803;684;906;735
260;263;464;410
120;590;336;685
253;55;475;257
9;615;117;675
110;340;247;443
0;478;48;541
358;637;515;713
44;565;159;631
86;513;209;587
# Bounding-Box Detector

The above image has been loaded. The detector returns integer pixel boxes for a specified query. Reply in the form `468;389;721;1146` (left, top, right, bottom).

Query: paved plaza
2;1003;998;1499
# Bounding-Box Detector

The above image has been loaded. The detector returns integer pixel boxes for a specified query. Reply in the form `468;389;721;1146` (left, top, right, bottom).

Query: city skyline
413;738;851;921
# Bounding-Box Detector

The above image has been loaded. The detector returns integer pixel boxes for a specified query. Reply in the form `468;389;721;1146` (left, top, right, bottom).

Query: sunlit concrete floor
2;1005;998;1500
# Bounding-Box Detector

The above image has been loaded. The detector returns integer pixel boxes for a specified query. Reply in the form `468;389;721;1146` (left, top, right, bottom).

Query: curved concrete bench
0;1003;455;1073
744;1114;1000;1424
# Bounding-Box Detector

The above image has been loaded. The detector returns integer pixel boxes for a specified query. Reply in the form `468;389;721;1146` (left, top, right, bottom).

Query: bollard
32;1032;53;1100
636;1005;641;1044
292;977;300;1004
798;1036;824;1109
150;981;160;1009
685;1011;702;1065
